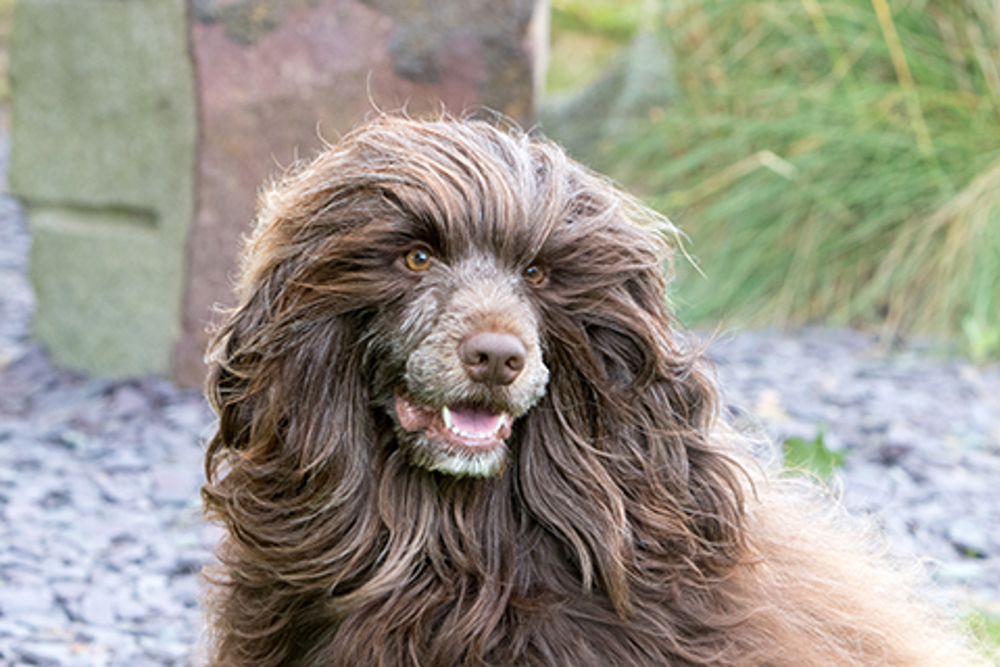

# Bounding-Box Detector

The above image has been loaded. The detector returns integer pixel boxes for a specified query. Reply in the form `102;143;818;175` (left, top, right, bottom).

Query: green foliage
782;430;845;479
546;30;625;94
0;0;14;27
0;0;14;103
965;609;1000;665
586;0;1000;353
963;314;1000;364
547;0;643;94
550;0;643;41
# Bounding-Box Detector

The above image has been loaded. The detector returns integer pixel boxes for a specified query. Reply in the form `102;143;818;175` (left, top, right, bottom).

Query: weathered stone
173;0;548;384
9;0;197;378
151;465;201;506
0;586;55;617
79;590;116;628
9;0;546;383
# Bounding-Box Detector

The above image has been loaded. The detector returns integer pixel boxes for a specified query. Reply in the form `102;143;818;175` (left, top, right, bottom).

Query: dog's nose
460;332;526;386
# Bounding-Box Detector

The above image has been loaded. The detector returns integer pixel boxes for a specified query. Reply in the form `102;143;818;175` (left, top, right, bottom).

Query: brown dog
201;116;984;665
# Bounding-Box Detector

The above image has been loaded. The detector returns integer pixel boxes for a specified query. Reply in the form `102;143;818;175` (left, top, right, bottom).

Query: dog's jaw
394;389;515;477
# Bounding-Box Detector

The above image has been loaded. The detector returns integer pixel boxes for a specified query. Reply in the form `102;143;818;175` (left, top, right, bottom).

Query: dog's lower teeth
441;406;505;440
449;424;492;440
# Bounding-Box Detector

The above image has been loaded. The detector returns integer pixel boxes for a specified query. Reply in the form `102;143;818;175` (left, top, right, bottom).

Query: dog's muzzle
395;331;524;452
394;324;545;477
391;267;549;477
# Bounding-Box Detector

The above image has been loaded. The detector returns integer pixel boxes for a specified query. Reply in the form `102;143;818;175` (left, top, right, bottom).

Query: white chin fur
412;437;508;478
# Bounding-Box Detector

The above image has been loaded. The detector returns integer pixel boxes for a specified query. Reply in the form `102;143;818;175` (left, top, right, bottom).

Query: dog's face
222;117;677;482
390;245;550;477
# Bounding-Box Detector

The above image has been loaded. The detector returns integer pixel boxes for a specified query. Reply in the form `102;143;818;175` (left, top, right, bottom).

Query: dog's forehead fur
240;116;676;308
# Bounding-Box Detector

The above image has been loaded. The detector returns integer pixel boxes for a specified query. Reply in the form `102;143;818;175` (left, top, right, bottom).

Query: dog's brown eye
524;265;546;285
404;248;432;272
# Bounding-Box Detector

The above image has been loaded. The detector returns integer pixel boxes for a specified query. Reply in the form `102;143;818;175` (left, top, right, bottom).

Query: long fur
201;116;985;666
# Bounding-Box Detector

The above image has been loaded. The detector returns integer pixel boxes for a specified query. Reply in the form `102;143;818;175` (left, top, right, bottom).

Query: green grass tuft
571;0;1000;355
546;0;643;94
0;0;15;105
964;609;1000;664
782;430;845;479
550;0;643;41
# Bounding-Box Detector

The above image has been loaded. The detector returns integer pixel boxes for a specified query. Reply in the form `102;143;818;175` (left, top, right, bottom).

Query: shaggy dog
202;117;983;666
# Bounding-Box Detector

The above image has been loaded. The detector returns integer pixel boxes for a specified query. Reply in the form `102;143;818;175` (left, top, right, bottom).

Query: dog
201;116;984;665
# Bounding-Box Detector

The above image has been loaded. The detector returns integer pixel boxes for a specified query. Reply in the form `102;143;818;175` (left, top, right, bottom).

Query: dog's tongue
447;405;503;437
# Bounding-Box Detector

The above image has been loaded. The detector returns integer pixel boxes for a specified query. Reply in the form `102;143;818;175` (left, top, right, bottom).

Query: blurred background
541;0;1000;363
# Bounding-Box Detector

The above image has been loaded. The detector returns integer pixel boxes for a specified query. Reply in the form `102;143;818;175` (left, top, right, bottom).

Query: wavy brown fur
201;116;984;666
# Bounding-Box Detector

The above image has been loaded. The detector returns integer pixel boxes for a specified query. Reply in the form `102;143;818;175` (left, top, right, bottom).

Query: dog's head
204;118;748;632
206;116;710;482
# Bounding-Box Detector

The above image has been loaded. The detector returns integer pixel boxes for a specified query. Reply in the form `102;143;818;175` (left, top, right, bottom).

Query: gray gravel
0;137;216;666
711;329;1000;610
1;133;998;665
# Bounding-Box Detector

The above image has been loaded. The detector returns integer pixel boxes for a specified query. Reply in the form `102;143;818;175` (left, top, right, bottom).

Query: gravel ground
0;137;218;666
1;133;998;665
711;329;1000;610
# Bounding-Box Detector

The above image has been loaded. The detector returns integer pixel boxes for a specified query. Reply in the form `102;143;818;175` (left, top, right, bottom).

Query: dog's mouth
395;389;513;453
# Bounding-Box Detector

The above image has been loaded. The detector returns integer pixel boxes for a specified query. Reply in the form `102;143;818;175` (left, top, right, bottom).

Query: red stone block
173;0;546;385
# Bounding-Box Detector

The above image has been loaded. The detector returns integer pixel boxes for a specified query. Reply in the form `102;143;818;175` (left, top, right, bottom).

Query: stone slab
28;208;184;377
9;0;197;378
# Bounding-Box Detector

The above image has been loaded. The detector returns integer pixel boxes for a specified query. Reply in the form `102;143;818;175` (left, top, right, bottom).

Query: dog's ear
516;204;747;614
202;147;399;482
202;249;377;491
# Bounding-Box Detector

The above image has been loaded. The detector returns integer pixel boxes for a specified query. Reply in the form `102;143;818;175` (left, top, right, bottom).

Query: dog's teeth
441;408;509;440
